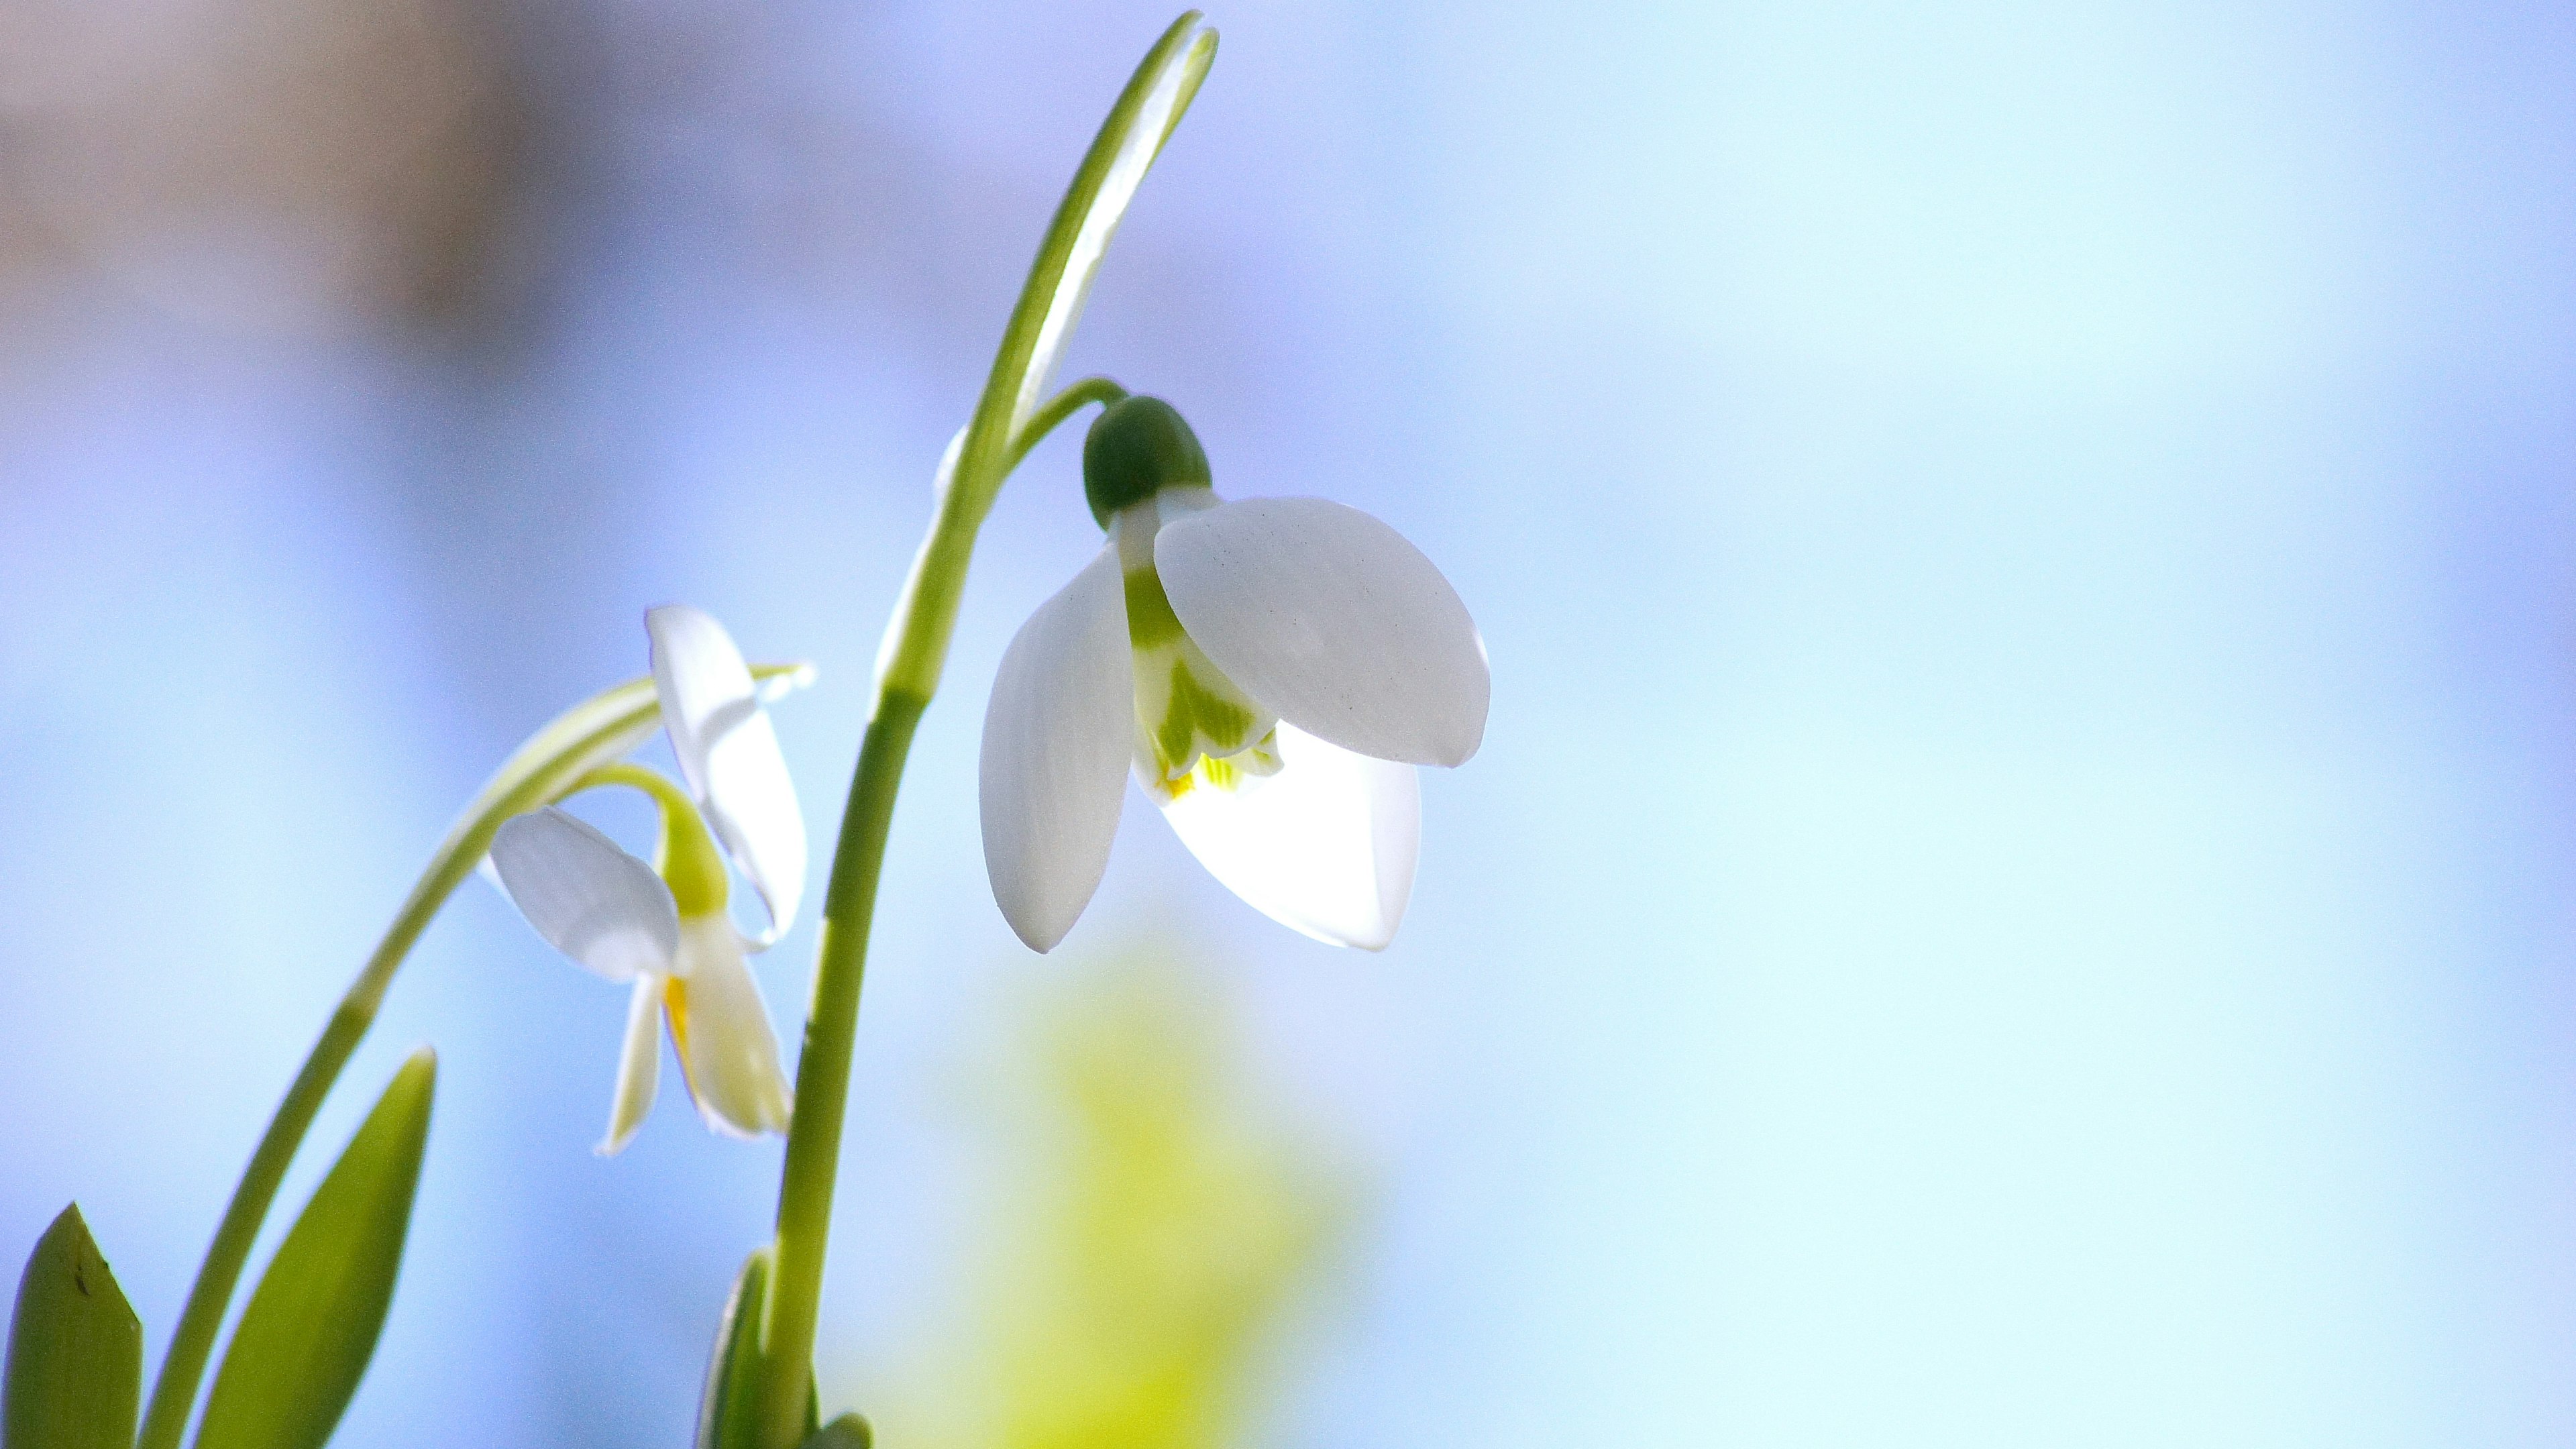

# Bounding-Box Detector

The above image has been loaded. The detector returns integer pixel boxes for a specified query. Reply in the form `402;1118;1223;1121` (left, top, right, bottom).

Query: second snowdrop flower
981;396;1489;953
488;606;804;1154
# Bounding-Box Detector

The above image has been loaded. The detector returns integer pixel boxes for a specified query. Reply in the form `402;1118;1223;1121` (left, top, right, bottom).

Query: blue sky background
4;1;2575;1444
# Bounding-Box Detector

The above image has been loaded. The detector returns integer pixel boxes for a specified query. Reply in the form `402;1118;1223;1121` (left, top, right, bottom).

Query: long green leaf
3;1203;141;1449
194;1049;436;1449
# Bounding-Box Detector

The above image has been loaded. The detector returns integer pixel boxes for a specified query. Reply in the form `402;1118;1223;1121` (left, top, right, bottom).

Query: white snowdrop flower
488;606;805;1153
981;396;1488;953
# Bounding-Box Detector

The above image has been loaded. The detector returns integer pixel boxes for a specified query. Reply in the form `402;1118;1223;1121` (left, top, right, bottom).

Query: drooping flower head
981;396;1488;952
488;606;807;1153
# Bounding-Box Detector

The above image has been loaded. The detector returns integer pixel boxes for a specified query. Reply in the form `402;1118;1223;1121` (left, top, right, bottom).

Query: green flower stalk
747;15;1216;1446
15;15;1498;1449
134;627;814;1449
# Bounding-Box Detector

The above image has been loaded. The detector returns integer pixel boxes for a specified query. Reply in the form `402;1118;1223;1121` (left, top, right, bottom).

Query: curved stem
750;25;1216;1446
750;382;1127;1446
1010;375;1130;473
136;667;806;1449
568;762;729;916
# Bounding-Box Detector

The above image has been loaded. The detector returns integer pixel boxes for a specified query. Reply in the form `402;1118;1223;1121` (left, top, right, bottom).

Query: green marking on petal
1121;551;1275;792
1195;729;1282;792
1156;657;1259;773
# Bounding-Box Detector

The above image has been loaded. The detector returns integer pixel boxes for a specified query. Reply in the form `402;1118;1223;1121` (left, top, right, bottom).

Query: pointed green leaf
696;1246;772;1449
801;1413;873;1449
194;1050;435;1449
4;1203;142;1449
696;1247;820;1449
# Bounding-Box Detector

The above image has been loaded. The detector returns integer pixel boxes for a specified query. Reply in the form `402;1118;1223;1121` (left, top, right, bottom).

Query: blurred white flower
981;397;1489;953
488;606;804;1153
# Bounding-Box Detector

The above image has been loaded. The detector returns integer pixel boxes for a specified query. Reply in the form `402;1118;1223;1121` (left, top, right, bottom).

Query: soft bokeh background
5;1;2574;1444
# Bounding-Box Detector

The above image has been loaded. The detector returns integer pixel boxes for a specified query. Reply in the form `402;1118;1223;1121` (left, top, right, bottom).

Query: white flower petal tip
668;917;794;1139
981;547;1135;952
489;808;680;983
1155;498;1489;769
645;605;810;938
597;975;665;1157
1157;724;1420;950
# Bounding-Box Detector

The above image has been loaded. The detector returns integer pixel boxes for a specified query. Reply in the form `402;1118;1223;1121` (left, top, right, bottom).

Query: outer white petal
979;545;1135;952
667;916;794;1139
598;975;665;1157
1006;25;1207;433
489;808;680;983
1157;722;1421;950
1155;498;1489;767
646;604;808;940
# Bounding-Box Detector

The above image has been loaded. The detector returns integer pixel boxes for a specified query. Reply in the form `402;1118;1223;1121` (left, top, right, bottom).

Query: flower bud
1083;395;1210;527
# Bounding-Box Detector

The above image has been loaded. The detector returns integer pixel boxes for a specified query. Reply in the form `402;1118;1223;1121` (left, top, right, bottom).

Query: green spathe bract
1084;396;1211;526
3;1204;141;1449
194;1050;436;1449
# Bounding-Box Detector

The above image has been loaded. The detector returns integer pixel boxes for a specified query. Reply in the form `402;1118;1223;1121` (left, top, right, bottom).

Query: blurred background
3;0;2574;1444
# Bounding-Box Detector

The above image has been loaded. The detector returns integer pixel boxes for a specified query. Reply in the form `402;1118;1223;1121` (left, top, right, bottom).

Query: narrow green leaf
801;1413;874;1449
3;1203;142;1449
696;1246;773;1449
194;1049;435;1449
695;1248;819;1449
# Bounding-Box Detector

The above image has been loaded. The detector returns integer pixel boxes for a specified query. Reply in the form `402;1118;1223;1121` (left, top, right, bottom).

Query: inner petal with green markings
1120;555;1281;802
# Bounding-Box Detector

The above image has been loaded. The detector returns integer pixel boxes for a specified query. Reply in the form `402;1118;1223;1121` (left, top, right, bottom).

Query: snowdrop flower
982;396;1488;953
488;606;805;1153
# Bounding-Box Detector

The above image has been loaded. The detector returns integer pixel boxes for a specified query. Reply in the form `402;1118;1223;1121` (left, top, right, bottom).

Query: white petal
979;545;1135;952
489;808;679;982
667;917;794;1139
1006;21;1208;434
598;975;664;1157
1156;722;1421;951
1155;498;1489;767
646;604;808;941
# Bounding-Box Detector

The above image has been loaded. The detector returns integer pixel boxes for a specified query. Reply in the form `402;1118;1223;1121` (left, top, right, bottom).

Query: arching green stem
1010;376;1131;473
749;15;1216;1445
568;761;730;917
136;667;808;1449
